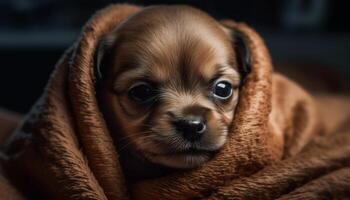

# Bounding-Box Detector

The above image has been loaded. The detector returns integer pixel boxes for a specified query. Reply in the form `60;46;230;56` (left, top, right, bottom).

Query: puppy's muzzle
169;106;209;142
174;117;206;142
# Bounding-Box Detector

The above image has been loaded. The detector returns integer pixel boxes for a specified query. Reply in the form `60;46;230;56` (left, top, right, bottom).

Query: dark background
1;0;349;113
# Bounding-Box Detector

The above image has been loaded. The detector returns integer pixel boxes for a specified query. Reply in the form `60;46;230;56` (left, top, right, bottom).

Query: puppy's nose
174;117;206;142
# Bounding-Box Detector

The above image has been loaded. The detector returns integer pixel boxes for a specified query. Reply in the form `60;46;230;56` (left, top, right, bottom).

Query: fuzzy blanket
1;4;350;200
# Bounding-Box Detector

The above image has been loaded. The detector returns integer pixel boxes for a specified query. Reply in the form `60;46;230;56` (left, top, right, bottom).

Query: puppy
97;5;250;178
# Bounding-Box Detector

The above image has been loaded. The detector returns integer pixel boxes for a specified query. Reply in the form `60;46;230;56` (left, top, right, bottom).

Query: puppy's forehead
113;6;235;84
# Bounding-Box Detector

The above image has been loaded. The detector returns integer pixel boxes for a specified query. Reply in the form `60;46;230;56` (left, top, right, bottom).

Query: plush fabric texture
0;4;350;200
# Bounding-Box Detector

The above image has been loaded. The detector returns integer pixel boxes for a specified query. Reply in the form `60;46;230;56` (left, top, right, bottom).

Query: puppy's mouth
168;147;215;156
135;125;228;168
145;145;216;157
142;144;220;169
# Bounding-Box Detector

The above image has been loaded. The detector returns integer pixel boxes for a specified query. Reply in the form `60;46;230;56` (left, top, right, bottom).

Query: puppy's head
97;6;250;169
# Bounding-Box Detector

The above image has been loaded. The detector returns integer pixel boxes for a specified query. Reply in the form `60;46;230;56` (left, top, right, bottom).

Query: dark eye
128;82;157;104
212;81;233;100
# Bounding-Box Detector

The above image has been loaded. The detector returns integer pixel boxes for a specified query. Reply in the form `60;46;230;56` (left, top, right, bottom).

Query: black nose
174;117;206;142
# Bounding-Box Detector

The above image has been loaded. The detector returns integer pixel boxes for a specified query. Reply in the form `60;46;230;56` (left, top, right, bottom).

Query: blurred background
0;0;349;113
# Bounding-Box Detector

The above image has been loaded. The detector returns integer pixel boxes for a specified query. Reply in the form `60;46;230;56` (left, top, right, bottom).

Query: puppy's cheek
143;113;181;150
133;133;176;156
132;115;176;154
137;108;194;155
119;95;149;118
104;94;151;149
201;111;228;149
150;111;177;137
118;125;165;155
216;90;239;125
132;134;157;152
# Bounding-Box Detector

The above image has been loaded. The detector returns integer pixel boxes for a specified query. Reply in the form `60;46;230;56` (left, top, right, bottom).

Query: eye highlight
128;82;157;105
212;80;233;100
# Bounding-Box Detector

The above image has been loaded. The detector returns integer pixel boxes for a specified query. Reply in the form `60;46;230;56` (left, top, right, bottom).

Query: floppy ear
94;33;117;83
232;31;252;81
221;22;252;82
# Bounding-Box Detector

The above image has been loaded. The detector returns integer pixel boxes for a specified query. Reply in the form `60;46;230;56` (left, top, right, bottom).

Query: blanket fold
0;4;349;200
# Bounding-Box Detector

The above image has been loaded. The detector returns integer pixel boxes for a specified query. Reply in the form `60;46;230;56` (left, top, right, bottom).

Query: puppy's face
98;6;248;169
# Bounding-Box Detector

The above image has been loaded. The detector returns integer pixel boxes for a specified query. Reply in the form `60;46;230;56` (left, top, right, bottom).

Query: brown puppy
97;5;250;174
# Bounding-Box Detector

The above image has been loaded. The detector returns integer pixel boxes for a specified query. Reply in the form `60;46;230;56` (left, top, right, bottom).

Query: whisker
118;134;155;153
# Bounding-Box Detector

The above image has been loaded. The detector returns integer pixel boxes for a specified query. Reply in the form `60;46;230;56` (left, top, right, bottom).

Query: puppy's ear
232;31;252;81
221;25;252;82
95;33;117;83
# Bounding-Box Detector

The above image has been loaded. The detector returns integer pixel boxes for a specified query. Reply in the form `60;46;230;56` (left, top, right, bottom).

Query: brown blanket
1;4;350;200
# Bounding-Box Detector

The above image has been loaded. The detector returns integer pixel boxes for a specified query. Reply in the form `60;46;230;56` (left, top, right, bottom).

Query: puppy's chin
137;136;227;169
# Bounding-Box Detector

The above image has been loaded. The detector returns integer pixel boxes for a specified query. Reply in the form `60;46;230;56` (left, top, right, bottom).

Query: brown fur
97;5;241;170
0;4;349;200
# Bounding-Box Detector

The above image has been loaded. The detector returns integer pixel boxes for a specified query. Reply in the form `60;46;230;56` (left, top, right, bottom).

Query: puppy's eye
212;81;233;100
128;82;157;104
